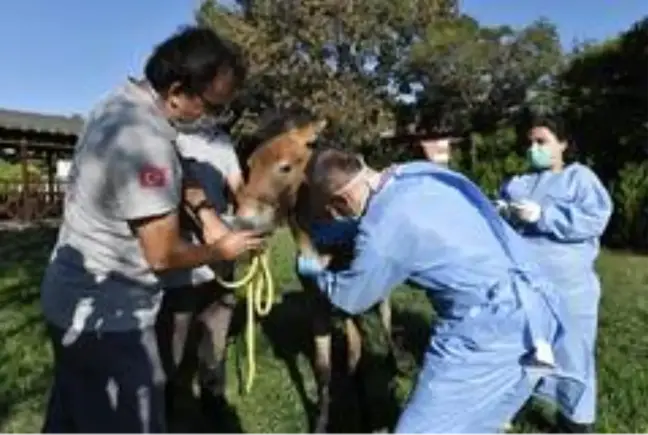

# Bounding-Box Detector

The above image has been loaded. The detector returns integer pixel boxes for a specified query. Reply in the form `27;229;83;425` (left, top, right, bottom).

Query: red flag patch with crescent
138;165;168;188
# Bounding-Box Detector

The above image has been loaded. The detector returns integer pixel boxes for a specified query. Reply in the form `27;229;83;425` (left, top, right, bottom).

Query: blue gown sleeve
533;168;613;242
315;223;410;315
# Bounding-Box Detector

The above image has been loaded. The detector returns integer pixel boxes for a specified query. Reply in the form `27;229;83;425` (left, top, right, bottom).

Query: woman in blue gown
498;115;613;433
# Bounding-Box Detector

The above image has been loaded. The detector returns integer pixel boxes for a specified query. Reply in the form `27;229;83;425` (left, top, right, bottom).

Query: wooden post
19;138;29;222
46;150;55;204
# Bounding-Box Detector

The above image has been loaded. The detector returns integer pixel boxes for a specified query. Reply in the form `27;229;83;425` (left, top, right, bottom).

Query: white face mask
430;153;450;165
421;139;451;165
173;114;220;133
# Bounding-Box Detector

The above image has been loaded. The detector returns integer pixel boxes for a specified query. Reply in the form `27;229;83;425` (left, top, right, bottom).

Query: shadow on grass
389;293;433;374
254;289;412;433
0;227;58;431
252;290;317;429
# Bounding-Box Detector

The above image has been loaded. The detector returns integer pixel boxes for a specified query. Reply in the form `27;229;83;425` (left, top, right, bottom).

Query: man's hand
210;230;266;261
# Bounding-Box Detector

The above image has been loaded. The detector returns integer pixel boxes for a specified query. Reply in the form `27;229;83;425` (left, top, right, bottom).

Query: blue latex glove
297;255;326;278
310;218;359;247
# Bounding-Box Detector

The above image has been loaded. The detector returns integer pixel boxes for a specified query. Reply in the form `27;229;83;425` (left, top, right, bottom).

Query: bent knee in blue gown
533;286;600;424
395;338;540;434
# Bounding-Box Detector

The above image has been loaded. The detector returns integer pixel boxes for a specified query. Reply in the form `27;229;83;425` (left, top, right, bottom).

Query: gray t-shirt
159;129;241;288
40;78;182;333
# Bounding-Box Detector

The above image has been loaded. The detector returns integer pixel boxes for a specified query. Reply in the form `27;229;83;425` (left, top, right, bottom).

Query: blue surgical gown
314;161;588;433
499;162;613;424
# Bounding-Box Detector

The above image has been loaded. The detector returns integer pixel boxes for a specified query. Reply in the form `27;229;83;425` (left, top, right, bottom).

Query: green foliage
0;159;41;183
559;17;648;182
608;162;648;251
196;3;646;249
457;128;527;197
200;0;458;149
407;16;563;134
557;16;648;249
2;228;648;432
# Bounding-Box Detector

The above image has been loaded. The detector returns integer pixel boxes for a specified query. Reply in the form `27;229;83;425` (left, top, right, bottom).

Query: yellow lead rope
213;251;275;394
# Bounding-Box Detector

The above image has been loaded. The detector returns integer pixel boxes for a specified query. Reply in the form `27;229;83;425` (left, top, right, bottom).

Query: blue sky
0;0;645;116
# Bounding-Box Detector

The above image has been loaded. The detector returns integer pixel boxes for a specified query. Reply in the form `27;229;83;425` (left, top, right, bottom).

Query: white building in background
55;159;72;182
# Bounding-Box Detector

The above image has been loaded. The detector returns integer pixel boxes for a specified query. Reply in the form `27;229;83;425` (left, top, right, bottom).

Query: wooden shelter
0;108;83;222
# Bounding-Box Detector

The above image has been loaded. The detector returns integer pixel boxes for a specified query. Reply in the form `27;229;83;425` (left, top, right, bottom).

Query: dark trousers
42;323;166;433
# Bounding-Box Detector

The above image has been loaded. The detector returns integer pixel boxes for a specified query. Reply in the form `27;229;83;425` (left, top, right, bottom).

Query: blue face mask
527;145;552;169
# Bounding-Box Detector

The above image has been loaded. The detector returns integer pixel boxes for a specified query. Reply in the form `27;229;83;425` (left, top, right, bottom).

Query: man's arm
226;171;243;198
132;211;237;271
112;125;262;272
313;225;410;315
182;132;243;240
182;177;232;243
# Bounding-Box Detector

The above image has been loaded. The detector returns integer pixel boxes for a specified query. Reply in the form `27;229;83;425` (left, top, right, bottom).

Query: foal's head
233;111;327;232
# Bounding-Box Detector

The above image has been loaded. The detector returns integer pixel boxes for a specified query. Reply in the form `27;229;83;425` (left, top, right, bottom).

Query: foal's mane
236;108;321;172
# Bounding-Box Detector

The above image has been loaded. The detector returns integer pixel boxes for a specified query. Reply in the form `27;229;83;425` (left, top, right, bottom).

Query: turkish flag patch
138;164;168;188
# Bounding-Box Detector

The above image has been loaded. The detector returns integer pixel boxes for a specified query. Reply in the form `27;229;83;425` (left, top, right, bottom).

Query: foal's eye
278;163;292;174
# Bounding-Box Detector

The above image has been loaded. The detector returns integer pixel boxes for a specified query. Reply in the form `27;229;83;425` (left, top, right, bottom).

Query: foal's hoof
313;414;328;433
313;408;329;435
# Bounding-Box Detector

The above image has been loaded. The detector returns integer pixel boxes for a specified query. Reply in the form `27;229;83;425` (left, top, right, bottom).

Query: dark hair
144;25;247;96
528;114;569;142
525;113;579;161
307;148;364;196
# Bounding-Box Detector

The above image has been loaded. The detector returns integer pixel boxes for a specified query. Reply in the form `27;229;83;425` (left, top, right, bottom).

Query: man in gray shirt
156;126;243;426
39;26;263;433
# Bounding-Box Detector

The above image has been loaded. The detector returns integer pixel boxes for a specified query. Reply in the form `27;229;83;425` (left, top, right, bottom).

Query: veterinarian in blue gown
297;148;588;433
498;115;612;432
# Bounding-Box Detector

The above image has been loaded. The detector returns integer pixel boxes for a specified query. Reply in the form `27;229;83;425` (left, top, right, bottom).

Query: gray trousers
42;323;166;433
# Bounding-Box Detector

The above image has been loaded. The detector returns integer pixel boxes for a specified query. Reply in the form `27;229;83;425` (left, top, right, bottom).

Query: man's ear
288;119;328;146
166;81;184;109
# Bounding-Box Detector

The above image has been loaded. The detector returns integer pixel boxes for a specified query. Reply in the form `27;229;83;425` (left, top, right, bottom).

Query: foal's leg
345;317;363;374
197;279;237;401
378;298;402;373
378;299;392;344
303;278;334;434
354;300;401;433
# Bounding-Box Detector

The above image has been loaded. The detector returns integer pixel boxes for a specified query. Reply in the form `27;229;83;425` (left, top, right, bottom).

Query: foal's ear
289;119;328;145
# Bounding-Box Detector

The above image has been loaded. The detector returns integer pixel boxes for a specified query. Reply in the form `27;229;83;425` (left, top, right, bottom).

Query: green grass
0;227;647;432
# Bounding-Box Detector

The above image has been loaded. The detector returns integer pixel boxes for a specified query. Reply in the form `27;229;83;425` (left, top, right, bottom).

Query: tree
559;16;648;250
559;16;648;181
401;15;564;167
196;0;458;152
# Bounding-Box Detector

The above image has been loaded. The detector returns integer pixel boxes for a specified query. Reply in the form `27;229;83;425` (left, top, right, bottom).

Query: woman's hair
520;111;578;161
528;113;569;143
